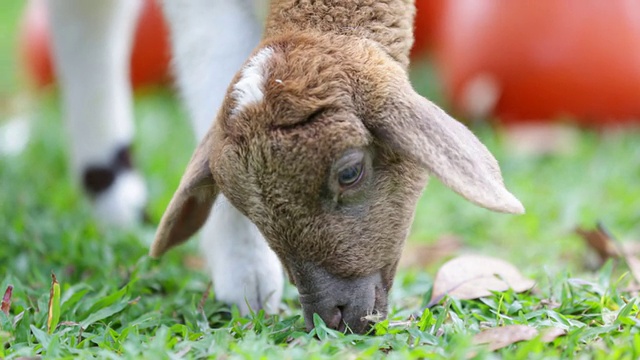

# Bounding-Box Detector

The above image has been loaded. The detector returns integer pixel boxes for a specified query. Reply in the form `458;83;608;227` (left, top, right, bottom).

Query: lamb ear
149;133;219;258
375;88;524;214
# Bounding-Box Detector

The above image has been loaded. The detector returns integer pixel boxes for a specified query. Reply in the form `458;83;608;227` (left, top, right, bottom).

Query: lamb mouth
296;268;389;334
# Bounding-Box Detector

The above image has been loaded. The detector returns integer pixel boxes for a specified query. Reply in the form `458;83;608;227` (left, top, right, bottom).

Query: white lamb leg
47;0;147;226
201;198;284;314
161;0;284;314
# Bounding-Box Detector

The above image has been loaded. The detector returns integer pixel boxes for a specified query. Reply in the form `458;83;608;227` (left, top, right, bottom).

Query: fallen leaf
473;325;538;351
576;223;640;284
428;255;535;306
624;255;640;285
575;223;619;262
47;273;61;334
540;327;567;343
1;285;12;315
399;235;463;269
622;242;640;257
471;325;565;353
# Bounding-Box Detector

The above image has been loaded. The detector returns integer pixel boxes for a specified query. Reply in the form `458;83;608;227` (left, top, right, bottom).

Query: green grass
0;0;24;98
2;1;640;358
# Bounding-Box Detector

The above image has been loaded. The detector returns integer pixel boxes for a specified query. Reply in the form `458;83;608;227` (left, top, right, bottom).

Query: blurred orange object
411;0;445;58
129;0;171;87
19;0;171;89
19;0;51;88
433;1;640;125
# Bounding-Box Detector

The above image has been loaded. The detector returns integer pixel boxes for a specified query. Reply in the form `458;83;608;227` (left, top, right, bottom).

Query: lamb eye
338;162;364;187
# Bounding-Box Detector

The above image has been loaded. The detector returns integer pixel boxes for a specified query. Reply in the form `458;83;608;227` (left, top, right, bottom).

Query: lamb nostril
326;306;344;330
336;306;347;332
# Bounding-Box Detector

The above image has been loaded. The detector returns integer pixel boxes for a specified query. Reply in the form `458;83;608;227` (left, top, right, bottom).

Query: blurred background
1;0;640;275
13;0;640;126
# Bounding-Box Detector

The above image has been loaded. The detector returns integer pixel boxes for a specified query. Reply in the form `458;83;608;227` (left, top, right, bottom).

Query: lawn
2;2;640;359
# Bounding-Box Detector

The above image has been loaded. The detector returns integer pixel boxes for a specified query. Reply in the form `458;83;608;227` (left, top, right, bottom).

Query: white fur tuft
231;47;274;114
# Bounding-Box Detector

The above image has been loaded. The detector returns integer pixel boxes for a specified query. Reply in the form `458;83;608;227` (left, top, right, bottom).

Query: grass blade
47;273;61;334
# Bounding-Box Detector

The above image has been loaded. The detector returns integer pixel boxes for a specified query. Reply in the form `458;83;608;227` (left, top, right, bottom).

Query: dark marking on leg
115;146;133;169
83;167;116;195
82;145;134;197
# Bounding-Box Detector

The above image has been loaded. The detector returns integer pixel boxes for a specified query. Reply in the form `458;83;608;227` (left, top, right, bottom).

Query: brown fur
213;35;427;281
265;0;415;69
150;0;523;333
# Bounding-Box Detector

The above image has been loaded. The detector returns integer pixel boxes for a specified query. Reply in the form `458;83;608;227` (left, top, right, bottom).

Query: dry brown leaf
429;255;535;306
576;223;640;284
471;325;564;352
624;255;640;285
1;285;12;315
576;223;640;258
623;242;640;256
473;325;538;351
540;327;567;342
399;235;462;269
575;224;619;262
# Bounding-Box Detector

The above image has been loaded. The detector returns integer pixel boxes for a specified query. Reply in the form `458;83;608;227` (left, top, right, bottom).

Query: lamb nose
326;306;344;330
304;305;345;332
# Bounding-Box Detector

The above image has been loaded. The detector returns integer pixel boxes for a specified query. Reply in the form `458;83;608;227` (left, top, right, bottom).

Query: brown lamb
150;0;524;334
